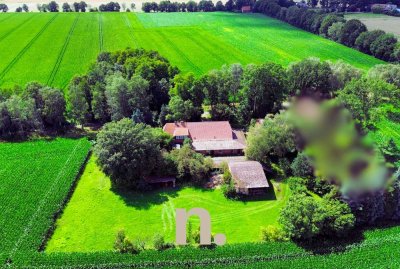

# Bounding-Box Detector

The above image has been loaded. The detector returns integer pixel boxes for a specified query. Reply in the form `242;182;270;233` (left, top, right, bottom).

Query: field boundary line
47;14;80;86
0;14;34;43
99;13;104;52
123;13;139;49
7;139;83;261
0;14;59;82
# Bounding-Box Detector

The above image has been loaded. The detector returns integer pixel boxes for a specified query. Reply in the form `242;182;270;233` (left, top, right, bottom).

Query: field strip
47;14;80;86
0;14;59;82
99;13;104;52
0;14;35;43
8;139;82;260
154;30;203;74
123;14;139;48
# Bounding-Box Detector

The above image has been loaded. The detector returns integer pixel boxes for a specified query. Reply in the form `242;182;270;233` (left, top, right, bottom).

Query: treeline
142;0;254;12
372;4;400;17
36;1;135;12
0;83;66;139
254;0;400;62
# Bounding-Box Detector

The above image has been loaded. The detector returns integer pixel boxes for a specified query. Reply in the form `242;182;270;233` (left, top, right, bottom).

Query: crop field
0;138;91;264
0;12;384;89
46;156;290;252
344;13;400;37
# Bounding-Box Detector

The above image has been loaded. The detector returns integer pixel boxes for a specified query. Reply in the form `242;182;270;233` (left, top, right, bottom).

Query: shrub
291;153;313;178
339;19;367;47
153;234;174;250
260;225;289;242
114;230;140;254
370;33;398;61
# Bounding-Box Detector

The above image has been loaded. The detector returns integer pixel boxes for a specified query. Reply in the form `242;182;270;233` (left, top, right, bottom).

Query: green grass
0;138;91;261
0;12;384;89
46;156;290;252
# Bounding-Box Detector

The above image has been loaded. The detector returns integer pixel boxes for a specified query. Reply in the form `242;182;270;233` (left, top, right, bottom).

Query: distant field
0;138;91;260
344;13;400;37
46;156;289;252
0;12;384;89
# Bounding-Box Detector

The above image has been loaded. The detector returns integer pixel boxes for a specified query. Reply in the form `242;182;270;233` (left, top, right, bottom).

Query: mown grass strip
47;14;80;86
0;14;58;82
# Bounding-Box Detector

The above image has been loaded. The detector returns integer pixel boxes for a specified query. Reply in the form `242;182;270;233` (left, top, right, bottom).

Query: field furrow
0;14;34;43
47;14;80;86
0;14;58;82
99;13;103;52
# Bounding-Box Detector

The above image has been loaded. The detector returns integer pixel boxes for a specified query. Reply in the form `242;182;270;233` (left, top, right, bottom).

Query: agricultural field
344;13;400;37
0;138;91;262
0;12;384;89
46;156;290;252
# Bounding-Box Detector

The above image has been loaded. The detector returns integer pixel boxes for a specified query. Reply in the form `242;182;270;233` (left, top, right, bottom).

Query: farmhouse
163;121;246;156
229;161;269;195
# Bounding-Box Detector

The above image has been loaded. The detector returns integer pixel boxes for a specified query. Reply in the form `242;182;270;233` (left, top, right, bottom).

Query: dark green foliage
280;193;355;240
339;19;367;47
114;230;140;254
370;33;398;61
291;153;313;178
319;14;344;36
355;30;385;54
287;58;333;98
94;119;162;188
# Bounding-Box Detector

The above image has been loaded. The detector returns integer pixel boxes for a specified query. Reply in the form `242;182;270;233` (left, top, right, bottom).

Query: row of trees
297;0;400;12
36;1;135;12
0;83;66;139
254;0;400;62
142;0;255;12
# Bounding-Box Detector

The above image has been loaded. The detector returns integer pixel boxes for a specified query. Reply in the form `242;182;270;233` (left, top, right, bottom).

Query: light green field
344;13;400;37
0;12;384;89
46;156;290;252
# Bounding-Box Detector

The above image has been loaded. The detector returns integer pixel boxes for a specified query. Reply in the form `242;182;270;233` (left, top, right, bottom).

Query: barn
228;161;269;195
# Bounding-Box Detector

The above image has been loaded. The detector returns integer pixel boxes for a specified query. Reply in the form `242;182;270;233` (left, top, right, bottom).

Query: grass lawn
344;13;400;37
46;156;290;252
0;12;383;89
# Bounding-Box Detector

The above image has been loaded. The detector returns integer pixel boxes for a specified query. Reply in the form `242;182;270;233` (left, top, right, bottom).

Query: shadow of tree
111;186;181;210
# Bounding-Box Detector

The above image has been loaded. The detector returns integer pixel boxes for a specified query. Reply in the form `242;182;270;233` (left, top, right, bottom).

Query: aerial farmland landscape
0;0;399;268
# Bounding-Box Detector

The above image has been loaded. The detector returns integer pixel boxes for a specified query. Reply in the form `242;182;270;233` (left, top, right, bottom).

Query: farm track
0;14;58;82
0;14;35;43
123;14;139;48
98;13;104;52
155;29;203;74
0;14;14;23
8;140;83;260
47;14;80;86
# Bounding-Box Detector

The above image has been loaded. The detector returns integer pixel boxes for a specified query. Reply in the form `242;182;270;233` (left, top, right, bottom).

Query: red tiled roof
163;121;233;141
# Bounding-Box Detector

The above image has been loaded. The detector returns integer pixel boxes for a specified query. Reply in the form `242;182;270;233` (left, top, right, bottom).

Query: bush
260;225;288;242
114;230;140;254
291;153;313;178
153;234;174;250
370;33;398;61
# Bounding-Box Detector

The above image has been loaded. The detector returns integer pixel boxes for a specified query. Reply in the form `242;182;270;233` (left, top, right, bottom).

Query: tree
68;80;89;125
62;2;72;12
319;14;344;36
287;58;333;98
95;119;161;188
245;113;296;164
215;0;225;10
131;3;136;10
327;22;344;41
370;33;398;61
105;74;150;122
242;62;288;118
328;60;362;90
166;96;202;122
291;152;313;178
48;1;59;12
187;1;198;11
142;2;152;12
73;2;80;11
79;1;88;12
355;30;385;54
16;7;23;12
38;87;66;127
0;4;8;12
339;19;367;47
22;4;29;12
367;64;400;88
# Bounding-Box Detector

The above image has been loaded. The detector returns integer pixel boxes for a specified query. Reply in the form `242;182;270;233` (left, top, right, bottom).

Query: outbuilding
228;161;269;195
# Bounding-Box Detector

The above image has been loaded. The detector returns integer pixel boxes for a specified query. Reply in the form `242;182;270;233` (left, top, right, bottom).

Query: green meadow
46;156;290;252
0;12;383;89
